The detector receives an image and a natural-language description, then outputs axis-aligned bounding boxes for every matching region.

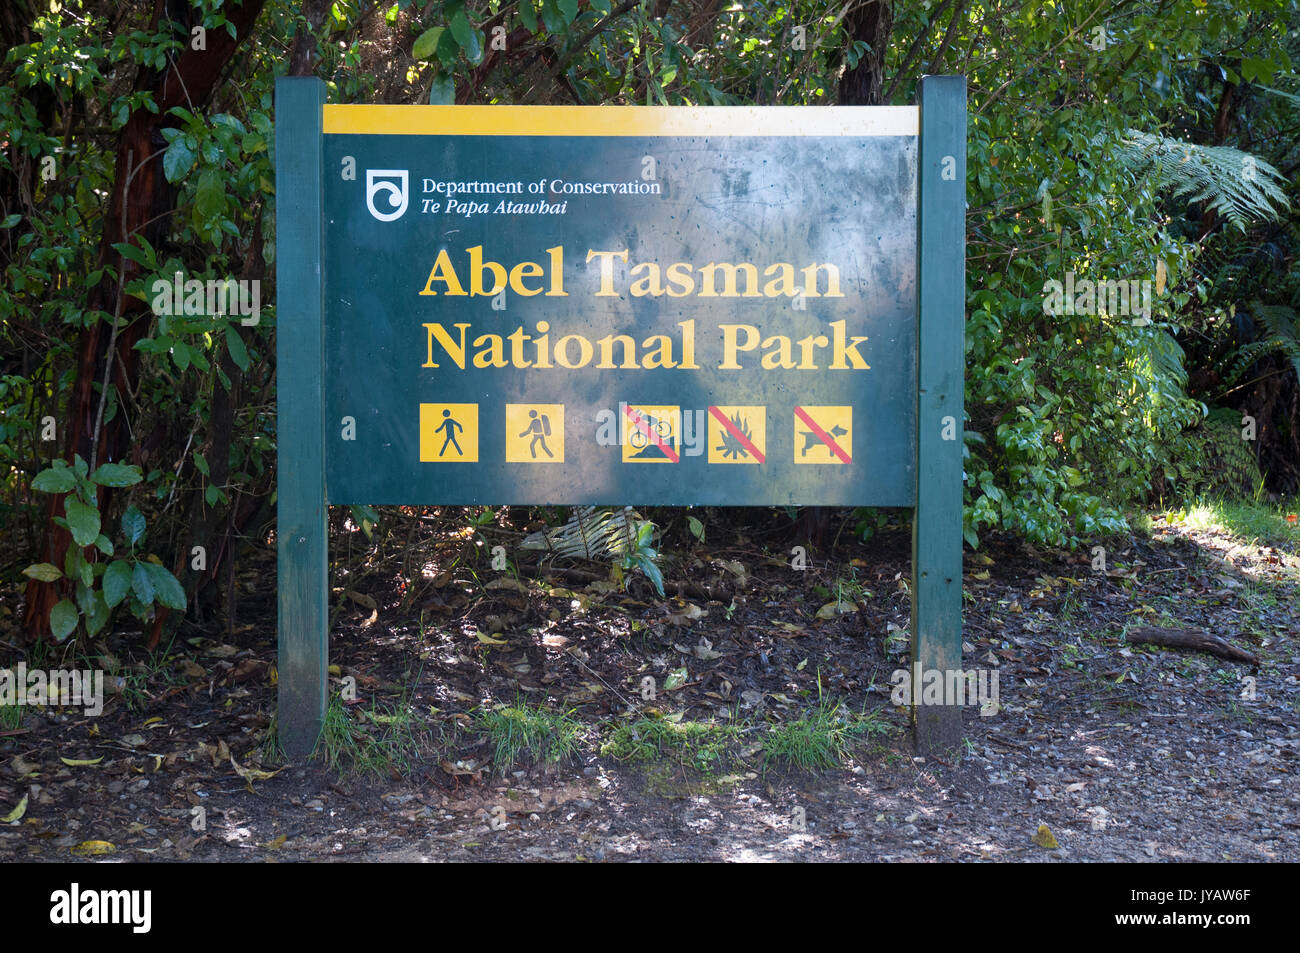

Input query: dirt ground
[1,506,1297,862]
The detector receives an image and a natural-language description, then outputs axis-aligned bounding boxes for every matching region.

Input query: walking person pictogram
[435,408,464,456]
[519,409,554,459]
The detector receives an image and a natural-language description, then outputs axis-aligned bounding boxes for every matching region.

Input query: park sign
[275,77,966,757]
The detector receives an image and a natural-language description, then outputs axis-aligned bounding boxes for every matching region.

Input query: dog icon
[800,424,848,457]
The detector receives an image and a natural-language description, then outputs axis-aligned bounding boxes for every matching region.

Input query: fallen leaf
[1031,824,1059,849]
[667,603,706,626]
[694,637,723,660]
[71,840,115,856]
[230,755,283,786]
[2,795,28,823]
[816,600,857,620]
[59,757,104,767]
[663,667,688,691]
[475,631,508,645]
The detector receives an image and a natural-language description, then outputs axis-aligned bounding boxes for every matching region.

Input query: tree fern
[1110,130,1289,232]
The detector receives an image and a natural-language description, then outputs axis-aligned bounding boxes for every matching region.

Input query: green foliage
[1162,408,1264,500]
[1112,131,1290,233]
[477,701,583,771]
[602,717,738,772]
[1220,303,1300,387]
[22,456,184,641]
[760,694,890,772]
[316,693,425,778]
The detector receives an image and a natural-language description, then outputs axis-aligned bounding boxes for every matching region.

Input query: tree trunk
[838,1,893,106]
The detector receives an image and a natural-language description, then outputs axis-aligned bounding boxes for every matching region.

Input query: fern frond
[519,506,642,560]
[1221,339,1286,386]
[1249,301,1300,382]
[1109,130,1289,231]
[1147,328,1189,390]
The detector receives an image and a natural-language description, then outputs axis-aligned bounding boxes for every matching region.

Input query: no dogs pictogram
[793,406,851,464]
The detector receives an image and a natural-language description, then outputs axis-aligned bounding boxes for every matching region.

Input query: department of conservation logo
[366,169,409,221]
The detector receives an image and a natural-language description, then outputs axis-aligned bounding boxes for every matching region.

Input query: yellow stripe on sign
[322,105,918,138]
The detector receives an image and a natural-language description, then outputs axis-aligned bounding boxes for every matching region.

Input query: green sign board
[322,106,918,506]
[275,78,966,757]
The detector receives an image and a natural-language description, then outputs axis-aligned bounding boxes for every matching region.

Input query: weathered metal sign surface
[320,107,918,506]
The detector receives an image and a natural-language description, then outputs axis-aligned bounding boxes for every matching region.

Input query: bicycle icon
[628,413,672,448]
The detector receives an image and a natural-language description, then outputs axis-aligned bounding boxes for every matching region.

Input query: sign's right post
[912,75,967,754]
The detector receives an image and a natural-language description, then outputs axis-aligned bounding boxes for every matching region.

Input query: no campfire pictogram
[708,406,766,464]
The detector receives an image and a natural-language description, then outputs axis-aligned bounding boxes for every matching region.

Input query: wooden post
[274,77,328,759]
[912,75,967,755]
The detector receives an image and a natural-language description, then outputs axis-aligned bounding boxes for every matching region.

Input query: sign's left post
[274,77,329,758]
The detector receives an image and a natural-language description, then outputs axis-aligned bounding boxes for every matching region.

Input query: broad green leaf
[103,560,132,607]
[75,579,96,615]
[131,561,155,605]
[193,451,210,477]
[557,0,578,23]
[64,498,101,547]
[634,553,664,596]
[50,600,78,641]
[32,466,76,494]
[94,534,114,556]
[412,26,443,61]
[225,325,250,371]
[195,169,225,221]
[429,73,455,105]
[111,241,155,268]
[540,0,565,33]
[22,563,63,582]
[450,12,482,64]
[121,505,146,546]
[518,1,537,32]
[162,139,196,182]
[142,562,186,610]
[89,462,143,487]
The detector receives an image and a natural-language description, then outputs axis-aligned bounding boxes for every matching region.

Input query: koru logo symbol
[366,169,409,221]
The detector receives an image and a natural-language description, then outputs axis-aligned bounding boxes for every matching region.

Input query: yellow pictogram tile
[793,405,851,464]
[420,403,478,462]
[505,404,564,462]
[622,404,680,463]
[707,406,766,464]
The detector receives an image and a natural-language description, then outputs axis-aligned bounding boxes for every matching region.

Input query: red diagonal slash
[624,405,680,462]
[708,406,765,463]
[794,406,851,463]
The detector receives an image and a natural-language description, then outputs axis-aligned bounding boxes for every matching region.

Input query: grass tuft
[761,695,892,772]
[478,702,583,771]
